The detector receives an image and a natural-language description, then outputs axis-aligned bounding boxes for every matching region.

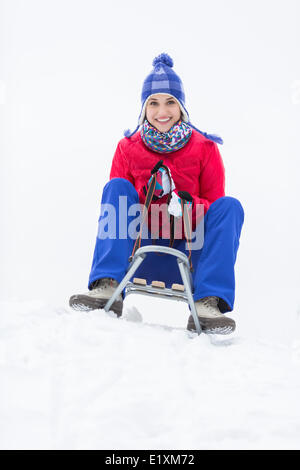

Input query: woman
[69,53,244,335]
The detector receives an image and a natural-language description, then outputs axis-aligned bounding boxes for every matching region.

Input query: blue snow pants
[88,178,244,313]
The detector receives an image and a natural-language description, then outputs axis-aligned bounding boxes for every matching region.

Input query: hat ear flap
[188,123,223,144]
[138,99,148,126]
[124,124,140,138]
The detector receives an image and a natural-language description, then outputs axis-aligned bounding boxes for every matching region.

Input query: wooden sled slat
[171,283,185,292]
[133,278,147,286]
[151,280,166,289]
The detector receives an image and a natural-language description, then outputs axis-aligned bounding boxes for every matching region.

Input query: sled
[104,245,202,335]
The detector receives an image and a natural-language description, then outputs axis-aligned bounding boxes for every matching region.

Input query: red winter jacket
[109,130,225,237]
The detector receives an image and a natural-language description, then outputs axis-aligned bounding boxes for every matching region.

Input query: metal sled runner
[104,245,202,335]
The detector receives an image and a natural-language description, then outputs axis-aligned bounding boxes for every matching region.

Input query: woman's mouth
[156,118,171,123]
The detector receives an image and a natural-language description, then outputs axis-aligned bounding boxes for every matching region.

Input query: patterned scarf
[140,118,192,154]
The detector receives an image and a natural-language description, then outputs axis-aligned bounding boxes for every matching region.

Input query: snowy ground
[1,0,300,453]
[1,297,300,450]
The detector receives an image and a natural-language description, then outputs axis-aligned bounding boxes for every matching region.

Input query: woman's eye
[149,101,175,105]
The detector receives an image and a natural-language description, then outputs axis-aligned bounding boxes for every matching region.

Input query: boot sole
[69,295,123,317]
[187,315,236,335]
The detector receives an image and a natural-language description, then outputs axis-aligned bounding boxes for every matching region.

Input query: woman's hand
[147,165,175,198]
[168,190,193,218]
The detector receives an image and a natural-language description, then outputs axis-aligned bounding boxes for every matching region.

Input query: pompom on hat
[124,53,223,145]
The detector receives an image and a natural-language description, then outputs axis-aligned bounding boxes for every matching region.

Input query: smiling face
[145,94,181,133]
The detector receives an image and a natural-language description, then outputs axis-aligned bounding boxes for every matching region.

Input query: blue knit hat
[138,53,189,125]
[124,53,223,144]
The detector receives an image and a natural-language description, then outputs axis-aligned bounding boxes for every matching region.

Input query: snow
[1,0,300,451]
[1,298,300,450]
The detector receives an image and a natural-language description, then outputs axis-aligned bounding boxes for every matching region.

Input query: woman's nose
[156,105,169,116]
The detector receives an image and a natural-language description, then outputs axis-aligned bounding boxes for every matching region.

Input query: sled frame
[104,245,202,335]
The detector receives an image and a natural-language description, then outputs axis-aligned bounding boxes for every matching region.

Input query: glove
[168,190,193,218]
[146,166,175,199]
